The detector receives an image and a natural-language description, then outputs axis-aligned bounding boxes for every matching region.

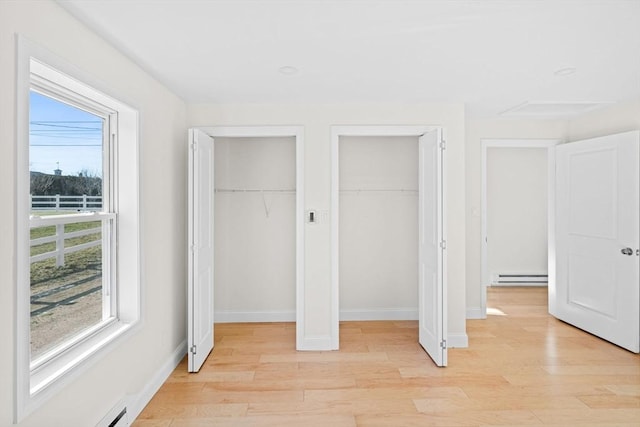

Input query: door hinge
[440,140,446,150]
[191,142,197,151]
[440,240,447,249]
[440,340,447,349]
[190,345,197,354]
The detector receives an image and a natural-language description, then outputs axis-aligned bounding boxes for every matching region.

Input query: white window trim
[15,35,141,422]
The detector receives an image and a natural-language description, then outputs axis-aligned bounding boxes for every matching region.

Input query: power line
[30,134,102,140]
[31,120,101,126]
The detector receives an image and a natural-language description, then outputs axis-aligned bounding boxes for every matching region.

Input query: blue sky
[29,91,103,177]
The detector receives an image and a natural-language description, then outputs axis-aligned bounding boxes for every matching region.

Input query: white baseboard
[447,333,468,348]
[491,282,548,287]
[214,310,295,323]
[297,336,336,351]
[466,307,485,319]
[127,339,187,423]
[339,308,418,321]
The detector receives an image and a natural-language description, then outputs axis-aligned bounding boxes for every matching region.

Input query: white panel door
[418,130,447,366]
[554,131,639,353]
[188,128,215,372]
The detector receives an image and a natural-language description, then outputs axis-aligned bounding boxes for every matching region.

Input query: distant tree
[73,169,102,196]
[30,171,102,196]
[30,172,56,195]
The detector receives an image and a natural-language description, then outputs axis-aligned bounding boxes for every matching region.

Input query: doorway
[338,135,419,321]
[331,126,447,366]
[480,139,560,317]
[214,135,297,322]
[187,126,305,372]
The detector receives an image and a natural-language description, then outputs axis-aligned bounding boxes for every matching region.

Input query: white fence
[31,194,102,211]
[30,218,102,267]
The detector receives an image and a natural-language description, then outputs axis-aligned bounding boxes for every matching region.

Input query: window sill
[30,320,135,398]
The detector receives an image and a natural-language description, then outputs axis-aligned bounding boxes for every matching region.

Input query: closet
[330,126,447,366]
[339,135,419,320]
[214,136,297,321]
[187,127,304,371]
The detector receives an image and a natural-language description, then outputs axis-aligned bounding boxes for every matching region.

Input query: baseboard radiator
[493,273,548,285]
[97,401,129,427]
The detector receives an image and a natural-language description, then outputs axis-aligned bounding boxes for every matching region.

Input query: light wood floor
[134,287,640,426]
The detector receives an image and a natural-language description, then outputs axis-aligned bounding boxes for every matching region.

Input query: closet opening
[187,126,305,371]
[339,135,419,322]
[331,126,447,366]
[214,136,297,323]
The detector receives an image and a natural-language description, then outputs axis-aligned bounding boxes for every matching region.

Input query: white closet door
[187,128,215,372]
[418,130,447,366]
[554,131,639,353]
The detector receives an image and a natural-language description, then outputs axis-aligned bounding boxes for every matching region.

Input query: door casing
[479,139,560,319]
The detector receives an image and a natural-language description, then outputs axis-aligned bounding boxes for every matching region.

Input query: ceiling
[58,0,640,118]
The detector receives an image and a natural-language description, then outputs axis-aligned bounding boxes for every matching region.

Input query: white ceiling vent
[500,101,613,118]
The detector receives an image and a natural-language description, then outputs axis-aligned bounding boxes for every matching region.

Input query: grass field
[29,214,104,358]
[30,220,102,284]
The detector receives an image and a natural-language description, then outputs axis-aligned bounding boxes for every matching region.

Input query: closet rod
[214,189,296,193]
[339,189,418,193]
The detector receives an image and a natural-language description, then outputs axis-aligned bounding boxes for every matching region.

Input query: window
[16,39,140,421]
[29,86,116,363]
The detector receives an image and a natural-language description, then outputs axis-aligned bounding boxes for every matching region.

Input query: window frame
[15,36,141,422]
[28,82,117,369]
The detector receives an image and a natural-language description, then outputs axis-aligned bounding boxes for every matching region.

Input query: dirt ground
[30,268,103,359]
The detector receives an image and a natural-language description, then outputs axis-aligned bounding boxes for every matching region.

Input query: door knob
[621,247,633,256]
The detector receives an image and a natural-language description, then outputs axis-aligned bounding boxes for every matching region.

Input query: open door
[554,131,639,353]
[418,130,447,366]
[187,128,215,372]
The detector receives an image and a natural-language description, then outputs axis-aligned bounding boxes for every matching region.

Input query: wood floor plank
[461,383,618,399]
[203,377,357,391]
[532,408,640,424]
[166,370,255,383]
[132,420,172,427]
[137,402,248,419]
[303,386,467,402]
[356,410,543,426]
[542,364,640,375]
[605,385,640,396]
[167,414,357,427]
[413,395,589,412]
[133,287,640,426]
[247,399,418,416]
[577,394,640,409]
[503,374,640,386]
[259,351,389,363]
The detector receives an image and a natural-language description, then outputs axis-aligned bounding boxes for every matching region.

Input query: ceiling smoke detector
[278,66,299,75]
[554,67,577,76]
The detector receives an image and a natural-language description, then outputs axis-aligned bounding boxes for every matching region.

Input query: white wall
[465,119,567,317]
[339,136,418,319]
[567,100,640,142]
[0,2,187,425]
[188,103,467,345]
[486,147,548,280]
[214,137,296,320]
